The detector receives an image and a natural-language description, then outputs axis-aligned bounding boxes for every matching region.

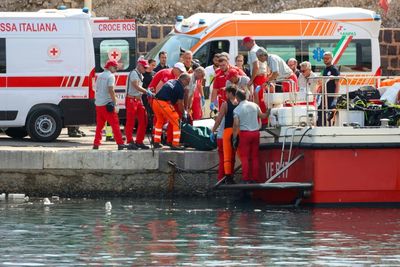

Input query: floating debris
[105,201,112,211]
[8,193,25,199]
[43,198,54,205]
[51,196,60,201]
[0,193,5,200]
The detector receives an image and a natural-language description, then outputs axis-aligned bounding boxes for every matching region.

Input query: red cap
[242,36,254,44]
[104,59,118,69]
[226,68,239,81]
[137,59,149,68]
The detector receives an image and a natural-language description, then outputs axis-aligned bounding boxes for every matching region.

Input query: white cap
[173,62,186,72]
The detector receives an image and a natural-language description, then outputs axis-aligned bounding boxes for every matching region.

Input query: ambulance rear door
[91,19,137,120]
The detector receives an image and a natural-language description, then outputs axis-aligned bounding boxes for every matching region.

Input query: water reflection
[0,198,400,266]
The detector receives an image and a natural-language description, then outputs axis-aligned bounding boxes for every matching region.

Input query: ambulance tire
[4,127,28,139]
[27,107,62,142]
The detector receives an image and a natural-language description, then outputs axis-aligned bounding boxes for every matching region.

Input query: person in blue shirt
[152,73,191,150]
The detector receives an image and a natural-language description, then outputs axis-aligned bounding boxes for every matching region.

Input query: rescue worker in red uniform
[232,90,270,183]
[93,59,125,150]
[187,67,206,120]
[148,62,186,93]
[210,56,245,110]
[125,59,152,150]
[152,73,191,150]
[211,86,238,184]
[242,36,269,125]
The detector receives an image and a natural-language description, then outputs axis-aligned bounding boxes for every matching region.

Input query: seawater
[1,197,400,266]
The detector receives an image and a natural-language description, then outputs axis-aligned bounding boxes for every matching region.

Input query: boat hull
[255,144,400,205]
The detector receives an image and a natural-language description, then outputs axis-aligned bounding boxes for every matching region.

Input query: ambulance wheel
[5,127,28,139]
[27,108,62,142]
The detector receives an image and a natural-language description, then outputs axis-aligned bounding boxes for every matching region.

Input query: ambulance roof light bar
[82,7,89,14]
[199,18,206,25]
[58,5,67,10]
[232,11,252,15]
[176,15,184,22]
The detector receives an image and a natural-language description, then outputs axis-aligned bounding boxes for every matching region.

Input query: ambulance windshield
[146,34,199,66]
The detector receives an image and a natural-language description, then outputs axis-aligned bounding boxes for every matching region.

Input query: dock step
[216,182,313,190]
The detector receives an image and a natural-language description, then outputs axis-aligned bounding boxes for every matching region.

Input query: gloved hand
[210,102,216,111]
[210,100,218,112]
[232,135,239,149]
[201,96,205,107]
[255,85,262,94]
[209,132,216,143]
[146,89,154,97]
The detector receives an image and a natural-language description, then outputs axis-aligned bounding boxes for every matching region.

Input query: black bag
[180,123,217,151]
[349,86,380,101]
[106,102,115,112]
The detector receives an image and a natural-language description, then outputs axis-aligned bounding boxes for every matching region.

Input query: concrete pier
[0,127,221,197]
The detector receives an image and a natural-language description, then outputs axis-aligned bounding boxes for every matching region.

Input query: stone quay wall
[0,150,225,198]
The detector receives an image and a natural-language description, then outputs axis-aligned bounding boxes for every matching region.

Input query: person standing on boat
[298,61,320,104]
[318,51,340,126]
[255,47,298,93]
[211,86,238,184]
[322,51,340,108]
[242,37,268,125]
[232,90,269,183]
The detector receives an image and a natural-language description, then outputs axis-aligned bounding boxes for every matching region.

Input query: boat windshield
[146,34,199,67]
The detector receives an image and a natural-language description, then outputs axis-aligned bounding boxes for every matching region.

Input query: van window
[238,40,301,67]
[93,38,136,73]
[145,34,199,67]
[194,40,230,67]
[238,39,372,73]
[304,39,372,73]
[100,39,130,71]
[0,38,5,73]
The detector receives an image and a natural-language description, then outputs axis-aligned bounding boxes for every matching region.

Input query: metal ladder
[265,126,304,184]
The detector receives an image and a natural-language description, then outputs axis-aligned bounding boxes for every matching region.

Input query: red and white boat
[217,78,400,206]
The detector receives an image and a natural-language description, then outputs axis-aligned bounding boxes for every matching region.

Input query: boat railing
[305,76,350,127]
[265,75,400,129]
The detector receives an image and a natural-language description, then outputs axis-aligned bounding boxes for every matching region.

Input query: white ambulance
[147,7,382,89]
[0,8,137,142]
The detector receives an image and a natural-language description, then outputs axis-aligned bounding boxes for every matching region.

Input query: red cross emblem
[108,48,121,61]
[48,45,60,59]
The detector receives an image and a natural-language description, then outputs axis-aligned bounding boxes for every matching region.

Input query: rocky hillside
[1,0,399,27]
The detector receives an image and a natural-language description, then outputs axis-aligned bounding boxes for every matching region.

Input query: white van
[147,7,381,90]
[0,9,95,141]
[0,8,137,141]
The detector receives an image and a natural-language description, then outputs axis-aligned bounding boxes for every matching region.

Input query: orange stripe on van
[327,22,338,36]
[319,22,330,36]
[190,18,367,51]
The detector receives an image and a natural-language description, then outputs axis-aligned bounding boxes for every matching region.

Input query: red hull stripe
[0,76,90,88]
